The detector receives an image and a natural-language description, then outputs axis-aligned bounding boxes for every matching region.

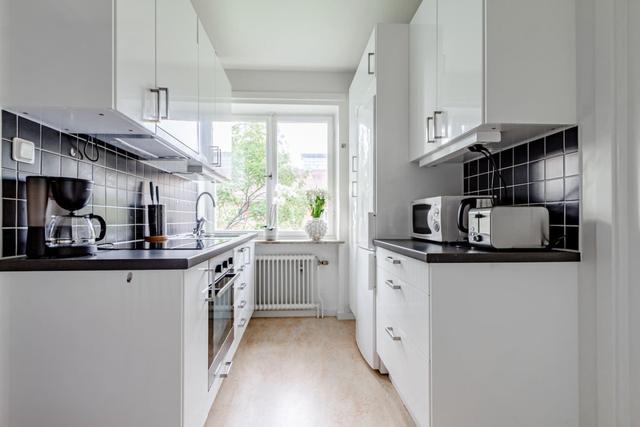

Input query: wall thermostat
[12,137,36,164]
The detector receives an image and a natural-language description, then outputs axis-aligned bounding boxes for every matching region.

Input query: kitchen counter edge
[373,239,581,263]
[0,233,258,272]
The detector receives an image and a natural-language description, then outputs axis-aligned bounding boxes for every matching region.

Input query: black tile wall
[463,126,580,251]
[1,111,199,257]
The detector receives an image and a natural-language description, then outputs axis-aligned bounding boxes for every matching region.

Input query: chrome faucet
[193,192,216,237]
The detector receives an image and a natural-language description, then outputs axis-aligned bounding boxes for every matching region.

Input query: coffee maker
[26,176,106,258]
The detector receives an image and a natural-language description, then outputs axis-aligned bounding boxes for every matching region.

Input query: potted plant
[305,189,328,241]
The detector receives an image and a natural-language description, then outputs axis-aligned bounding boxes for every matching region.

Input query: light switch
[12,137,36,164]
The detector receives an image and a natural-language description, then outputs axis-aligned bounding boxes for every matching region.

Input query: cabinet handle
[367,52,375,75]
[149,88,161,122]
[385,326,401,341]
[218,361,233,378]
[426,116,435,143]
[351,156,358,173]
[385,256,401,265]
[434,111,446,139]
[385,279,401,290]
[238,318,247,328]
[351,181,358,198]
[238,283,247,290]
[158,87,170,119]
[238,300,247,309]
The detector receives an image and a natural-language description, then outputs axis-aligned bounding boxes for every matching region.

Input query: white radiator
[255,255,324,318]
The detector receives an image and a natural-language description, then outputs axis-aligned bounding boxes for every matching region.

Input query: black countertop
[0,233,257,272]
[373,239,581,263]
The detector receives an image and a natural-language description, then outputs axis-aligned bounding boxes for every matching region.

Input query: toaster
[467,206,550,249]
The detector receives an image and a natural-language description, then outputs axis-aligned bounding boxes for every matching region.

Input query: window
[214,113,335,236]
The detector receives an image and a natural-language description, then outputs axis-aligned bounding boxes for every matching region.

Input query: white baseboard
[337,311,355,320]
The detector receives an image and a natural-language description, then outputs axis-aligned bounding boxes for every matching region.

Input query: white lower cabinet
[4,241,256,427]
[375,247,579,427]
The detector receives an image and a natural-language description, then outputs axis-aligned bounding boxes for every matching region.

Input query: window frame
[214,113,337,239]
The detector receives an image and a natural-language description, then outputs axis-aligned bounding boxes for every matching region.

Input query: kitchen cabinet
[375,247,579,427]
[231,241,255,353]
[409,0,576,165]
[3,243,257,427]
[155,0,200,156]
[5,0,232,168]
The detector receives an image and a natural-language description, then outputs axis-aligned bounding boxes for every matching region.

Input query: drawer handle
[385,256,401,265]
[385,279,401,290]
[385,326,401,341]
[238,283,247,290]
[238,300,247,309]
[238,318,247,328]
[218,361,233,378]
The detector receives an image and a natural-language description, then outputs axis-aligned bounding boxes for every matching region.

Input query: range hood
[142,159,228,182]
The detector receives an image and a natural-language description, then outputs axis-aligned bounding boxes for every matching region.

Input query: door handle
[367,52,375,75]
[426,116,435,143]
[149,88,161,122]
[351,156,358,173]
[385,256,401,265]
[238,300,247,309]
[238,318,247,328]
[385,326,401,341]
[434,111,446,139]
[385,279,401,290]
[351,181,358,198]
[158,87,170,119]
[238,283,247,290]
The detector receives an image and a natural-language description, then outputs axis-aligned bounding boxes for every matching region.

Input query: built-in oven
[207,255,238,389]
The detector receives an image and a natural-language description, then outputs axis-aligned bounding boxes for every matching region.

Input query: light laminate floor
[205,317,415,427]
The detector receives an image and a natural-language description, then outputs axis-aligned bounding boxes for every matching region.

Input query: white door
[356,96,376,250]
[436,0,483,143]
[156,0,200,155]
[114,0,156,133]
[355,247,379,369]
[409,0,438,160]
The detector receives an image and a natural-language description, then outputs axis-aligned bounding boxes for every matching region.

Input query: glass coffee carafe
[47,213,106,256]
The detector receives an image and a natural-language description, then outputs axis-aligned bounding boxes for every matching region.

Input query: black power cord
[468,144,509,205]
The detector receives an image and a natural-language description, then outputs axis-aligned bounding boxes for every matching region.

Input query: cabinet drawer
[377,267,430,359]
[377,247,429,292]
[377,305,431,427]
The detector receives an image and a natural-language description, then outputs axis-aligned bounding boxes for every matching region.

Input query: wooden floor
[205,317,415,427]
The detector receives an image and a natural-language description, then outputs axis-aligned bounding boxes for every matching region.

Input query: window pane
[276,121,329,231]
[215,122,267,231]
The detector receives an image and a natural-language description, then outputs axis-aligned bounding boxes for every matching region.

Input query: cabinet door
[350,31,376,106]
[409,0,438,160]
[183,262,210,427]
[436,0,483,143]
[114,0,156,133]
[213,54,233,168]
[198,21,216,164]
[156,0,200,155]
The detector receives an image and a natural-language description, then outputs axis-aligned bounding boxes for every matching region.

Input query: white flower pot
[305,218,327,241]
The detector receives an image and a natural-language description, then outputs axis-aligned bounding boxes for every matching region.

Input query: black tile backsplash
[1,110,199,257]
[463,126,580,251]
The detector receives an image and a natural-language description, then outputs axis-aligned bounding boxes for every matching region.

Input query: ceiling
[192,0,421,72]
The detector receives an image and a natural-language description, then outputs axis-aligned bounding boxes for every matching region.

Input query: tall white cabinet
[409,0,577,165]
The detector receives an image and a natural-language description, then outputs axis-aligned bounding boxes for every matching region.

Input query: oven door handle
[205,272,239,302]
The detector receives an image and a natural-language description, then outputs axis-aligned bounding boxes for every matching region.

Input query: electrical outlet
[12,137,36,164]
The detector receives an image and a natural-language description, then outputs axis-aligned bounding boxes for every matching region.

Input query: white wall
[227,69,353,96]
[577,0,639,425]
[0,0,10,423]
[627,0,640,423]
[255,243,343,317]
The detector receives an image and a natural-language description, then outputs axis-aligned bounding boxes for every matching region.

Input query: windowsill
[255,239,345,244]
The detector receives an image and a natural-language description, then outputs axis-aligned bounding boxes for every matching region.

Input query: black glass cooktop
[98,238,231,251]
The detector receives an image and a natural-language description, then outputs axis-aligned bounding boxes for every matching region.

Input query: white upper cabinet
[408,0,437,160]
[114,0,157,134]
[156,0,200,156]
[409,0,577,165]
[198,21,217,165]
[5,0,232,168]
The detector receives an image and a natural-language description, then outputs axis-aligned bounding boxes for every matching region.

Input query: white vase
[305,218,327,241]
